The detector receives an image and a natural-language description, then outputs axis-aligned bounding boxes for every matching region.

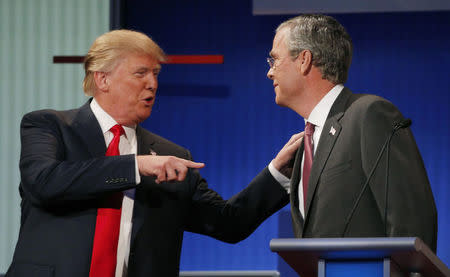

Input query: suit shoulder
[347,93,401,119]
[22,107,79,125]
[349,93,393,109]
[345,95,406,143]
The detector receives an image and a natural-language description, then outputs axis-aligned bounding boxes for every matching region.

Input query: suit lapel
[130,125,157,245]
[135,125,157,156]
[290,143,305,237]
[304,119,342,216]
[303,88,352,229]
[71,100,106,157]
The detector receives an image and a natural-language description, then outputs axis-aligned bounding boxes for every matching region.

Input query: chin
[133,110,151,124]
[275,96,287,107]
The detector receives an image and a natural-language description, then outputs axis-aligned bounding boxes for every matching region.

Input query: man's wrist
[134,155,141,184]
[268,161,290,193]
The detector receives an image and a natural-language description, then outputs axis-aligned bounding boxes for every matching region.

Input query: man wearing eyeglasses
[266,14,437,251]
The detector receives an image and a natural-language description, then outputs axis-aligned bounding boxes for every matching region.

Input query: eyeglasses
[267,57,276,69]
[267,53,303,69]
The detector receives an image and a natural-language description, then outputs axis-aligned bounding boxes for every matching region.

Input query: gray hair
[276,14,353,84]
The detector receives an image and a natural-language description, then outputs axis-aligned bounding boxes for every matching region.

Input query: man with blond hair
[7,30,299,277]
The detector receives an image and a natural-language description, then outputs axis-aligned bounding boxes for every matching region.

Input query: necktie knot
[110,124,125,137]
[305,122,315,136]
[105,125,125,157]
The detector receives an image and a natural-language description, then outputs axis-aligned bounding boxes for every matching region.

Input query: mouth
[142,96,154,105]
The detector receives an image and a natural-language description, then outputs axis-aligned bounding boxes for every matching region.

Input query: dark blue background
[125,0,450,271]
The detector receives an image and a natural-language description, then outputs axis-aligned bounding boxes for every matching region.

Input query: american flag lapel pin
[330,126,336,136]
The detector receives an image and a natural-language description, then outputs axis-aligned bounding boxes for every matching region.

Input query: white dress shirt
[269,84,344,218]
[90,98,140,277]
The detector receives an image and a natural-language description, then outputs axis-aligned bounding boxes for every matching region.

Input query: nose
[267,67,274,80]
[146,74,158,92]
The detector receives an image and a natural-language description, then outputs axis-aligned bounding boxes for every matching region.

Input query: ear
[298,50,313,75]
[93,71,110,93]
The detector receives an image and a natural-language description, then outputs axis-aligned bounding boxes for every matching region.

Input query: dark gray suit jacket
[289,88,437,252]
[7,100,289,277]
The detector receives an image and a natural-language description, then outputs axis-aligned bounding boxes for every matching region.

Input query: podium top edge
[270,237,420,252]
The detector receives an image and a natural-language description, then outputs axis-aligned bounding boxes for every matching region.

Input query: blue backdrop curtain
[124,0,450,271]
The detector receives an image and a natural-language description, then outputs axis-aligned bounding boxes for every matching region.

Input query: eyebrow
[269,51,276,58]
[153,66,161,74]
[134,65,161,72]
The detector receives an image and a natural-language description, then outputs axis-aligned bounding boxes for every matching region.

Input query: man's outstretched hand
[272,132,304,178]
[137,155,205,183]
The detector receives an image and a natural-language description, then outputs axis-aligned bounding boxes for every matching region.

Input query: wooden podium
[270,237,449,277]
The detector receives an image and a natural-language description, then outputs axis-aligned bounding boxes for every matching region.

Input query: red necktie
[89,124,125,277]
[302,122,315,211]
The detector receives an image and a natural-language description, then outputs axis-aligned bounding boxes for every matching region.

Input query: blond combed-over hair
[83,29,166,96]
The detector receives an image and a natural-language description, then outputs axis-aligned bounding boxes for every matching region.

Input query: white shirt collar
[90,98,136,141]
[306,84,344,127]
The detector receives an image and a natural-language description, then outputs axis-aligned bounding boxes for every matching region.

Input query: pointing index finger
[182,160,205,169]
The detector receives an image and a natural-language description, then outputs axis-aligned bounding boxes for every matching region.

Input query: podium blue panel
[322,260,383,277]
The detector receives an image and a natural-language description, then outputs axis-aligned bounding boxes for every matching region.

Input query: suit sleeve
[19,111,136,207]
[361,99,437,251]
[184,167,290,243]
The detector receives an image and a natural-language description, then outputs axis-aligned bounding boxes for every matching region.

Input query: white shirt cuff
[134,155,141,184]
[268,161,290,194]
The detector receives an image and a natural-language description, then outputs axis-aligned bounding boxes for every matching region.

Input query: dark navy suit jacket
[7,100,289,277]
